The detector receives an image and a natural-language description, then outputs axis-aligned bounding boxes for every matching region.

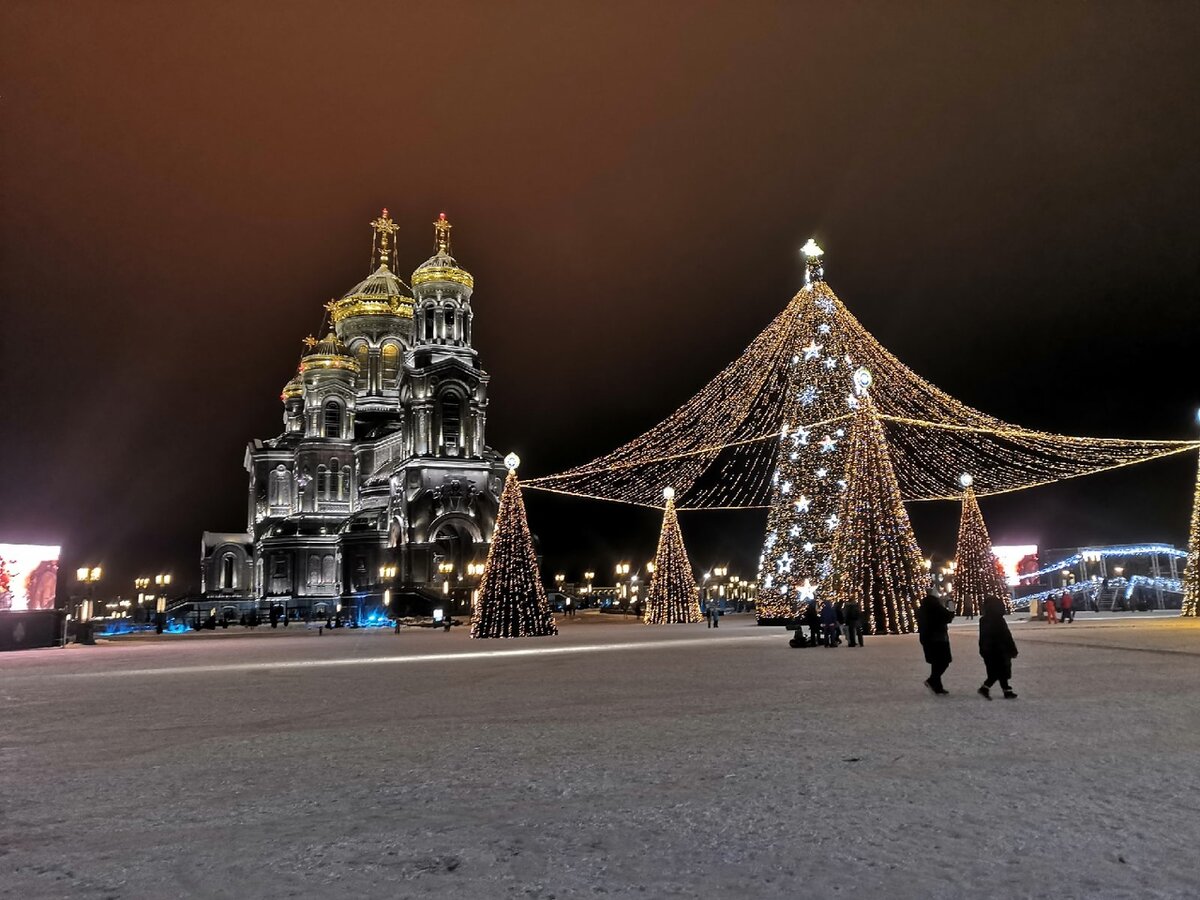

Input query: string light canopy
[643,487,704,625]
[470,454,558,639]
[524,240,1200,619]
[1182,453,1200,617]
[524,243,1198,511]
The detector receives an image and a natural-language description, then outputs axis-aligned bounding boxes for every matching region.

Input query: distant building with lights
[199,210,507,621]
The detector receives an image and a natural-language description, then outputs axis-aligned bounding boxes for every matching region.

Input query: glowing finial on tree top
[960,472,974,488]
[663,486,676,501]
[802,238,825,285]
[505,452,521,472]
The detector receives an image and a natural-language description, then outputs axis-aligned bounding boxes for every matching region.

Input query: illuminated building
[200,210,507,620]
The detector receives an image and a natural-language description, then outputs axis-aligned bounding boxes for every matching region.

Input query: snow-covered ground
[1,613,1198,898]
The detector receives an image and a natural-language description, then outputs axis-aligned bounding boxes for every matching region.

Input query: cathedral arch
[351,341,370,392]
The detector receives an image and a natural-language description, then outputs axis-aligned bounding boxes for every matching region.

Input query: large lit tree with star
[644,487,704,624]
[471,454,559,639]
[756,240,855,621]
[953,474,1012,616]
[827,380,927,634]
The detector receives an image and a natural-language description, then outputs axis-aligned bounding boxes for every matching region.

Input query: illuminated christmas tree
[1182,452,1200,617]
[471,454,558,639]
[827,373,927,634]
[644,487,704,624]
[953,474,1012,616]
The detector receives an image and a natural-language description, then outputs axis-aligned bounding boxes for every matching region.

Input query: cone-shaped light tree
[1182,451,1200,617]
[827,369,928,634]
[470,453,559,639]
[953,473,1013,615]
[643,487,704,624]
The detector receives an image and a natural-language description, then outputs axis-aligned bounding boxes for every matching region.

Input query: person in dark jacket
[977,595,1018,699]
[804,601,822,647]
[820,601,840,647]
[843,599,863,647]
[916,590,955,694]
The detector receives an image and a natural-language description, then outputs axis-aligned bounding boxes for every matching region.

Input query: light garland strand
[643,490,704,624]
[953,484,1013,616]
[470,470,559,639]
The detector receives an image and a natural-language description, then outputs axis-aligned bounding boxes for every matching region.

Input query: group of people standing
[1043,590,1076,624]
[917,590,1018,699]
[787,599,865,648]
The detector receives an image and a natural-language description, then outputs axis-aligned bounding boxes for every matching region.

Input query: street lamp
[76,566,102,644]
[584,571,595,596]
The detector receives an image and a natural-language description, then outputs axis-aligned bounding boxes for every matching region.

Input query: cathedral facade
[200,210,507,621]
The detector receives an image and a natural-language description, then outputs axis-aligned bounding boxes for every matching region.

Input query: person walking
[1045,596,1059,624]
[843,598,863,647]
[1060,591,1074,624]
[916,589,955,694]
[977,595,1019,699]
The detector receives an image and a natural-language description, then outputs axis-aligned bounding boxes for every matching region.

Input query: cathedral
[200,210,508,622]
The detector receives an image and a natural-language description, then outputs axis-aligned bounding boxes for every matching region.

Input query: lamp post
[584,570,595,605]
[76,566,102,644]
[152,573,172,633]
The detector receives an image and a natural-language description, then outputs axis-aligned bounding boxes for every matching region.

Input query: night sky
[3,2,1199,595]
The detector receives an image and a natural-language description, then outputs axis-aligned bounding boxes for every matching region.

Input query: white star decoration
[819,435,837,453]
[824,356,837,370]
[781,480,792,494]
[816,468,828,479]
[825,513,839,530]
[847,394,859,409]
[837,479,848,491]
[793,427,810,446]
[802,341,823,361]
[803,542,815,552]
[816,296,836,313]
[797,578,817,601]
[798,385,819,407]
[818,323,832,335]
[795,495,811,512]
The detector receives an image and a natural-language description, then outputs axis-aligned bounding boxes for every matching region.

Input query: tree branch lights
[644,488,704,625]
[827,394,927,634]
[470,467,558,639]
[954,482,1012,616]
[1182,452,1200,617]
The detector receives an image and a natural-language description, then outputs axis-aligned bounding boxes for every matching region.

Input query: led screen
[0,544,61,611]
[991,544,1040,586]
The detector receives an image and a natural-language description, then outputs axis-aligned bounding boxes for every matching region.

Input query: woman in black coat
[977,595,1018,699]
[916,591,955,694]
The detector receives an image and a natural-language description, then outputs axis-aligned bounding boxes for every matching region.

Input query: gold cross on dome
[433,212,452,255]
[371,208,399,268]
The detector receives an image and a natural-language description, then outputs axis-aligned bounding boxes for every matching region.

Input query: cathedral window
[220,553,236,590]
[341,466,352,500]
[381,342,401,388]
[353,343,370,392]
[424,306,435,342]
[323,401,342,438]
[307,555,321,586]
[322,554,336,585]
[316,465,329,499]
[441,394,463,453]
[269,466,290,509]
[444,308,455,340]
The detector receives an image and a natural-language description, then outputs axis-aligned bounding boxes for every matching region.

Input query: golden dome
[411,213,474,290]
[327,265,415,323]
[280,369,304,401]
[299,332,359,374]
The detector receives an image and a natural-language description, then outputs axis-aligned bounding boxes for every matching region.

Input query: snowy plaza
[2,613,1198,899]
